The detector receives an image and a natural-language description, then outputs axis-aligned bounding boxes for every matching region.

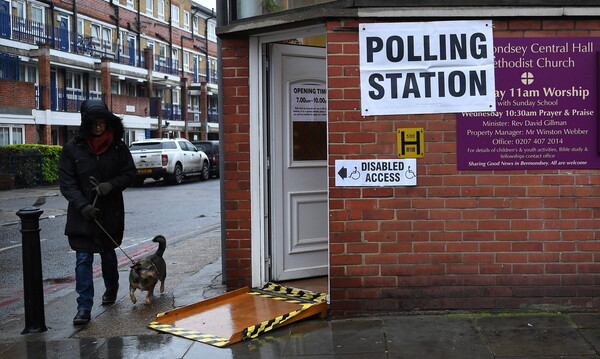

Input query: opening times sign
[457,37,600,170]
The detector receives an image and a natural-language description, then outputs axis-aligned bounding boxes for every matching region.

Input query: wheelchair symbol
[405,166,416,179]
[349,167,360,180]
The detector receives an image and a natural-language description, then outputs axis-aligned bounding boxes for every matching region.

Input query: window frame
[146,0,154,16]
[171,4,179,27]
[0,125,25,145]
[158,0,165,20]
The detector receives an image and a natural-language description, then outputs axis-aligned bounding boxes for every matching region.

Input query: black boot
[73,310,91,325]
[102,287,118,305]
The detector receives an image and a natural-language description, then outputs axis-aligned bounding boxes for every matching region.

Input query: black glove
[80,204,100,221]
[89,176,113,196]
[95,182,113,196]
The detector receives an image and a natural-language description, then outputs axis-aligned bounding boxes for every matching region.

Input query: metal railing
[0,16,178,74]
[0,52,19,80]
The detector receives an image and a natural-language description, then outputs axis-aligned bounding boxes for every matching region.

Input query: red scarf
[87,130,114,155]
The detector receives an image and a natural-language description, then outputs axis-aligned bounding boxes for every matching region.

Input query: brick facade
[221,38,252,288]
[0,79,36,109]
[222,17,600,317]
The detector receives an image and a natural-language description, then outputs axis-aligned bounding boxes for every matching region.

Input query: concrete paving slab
[182,328,292,359]
[87,335,193,358]
[478,315,596,357]
[285,318,388,356]
[383,315,494,359]
[570,313,600,329]
[0,337,107,358]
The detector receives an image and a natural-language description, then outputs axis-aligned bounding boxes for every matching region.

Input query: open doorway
[251,27,329,294]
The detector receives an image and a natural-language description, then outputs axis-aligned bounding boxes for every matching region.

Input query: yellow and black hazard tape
[260,282,328,303]
[148,321,230,347]
[242,303,314,340]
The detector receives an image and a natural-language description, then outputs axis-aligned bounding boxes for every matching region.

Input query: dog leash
[93,217,136,265]
[89,177,136,265]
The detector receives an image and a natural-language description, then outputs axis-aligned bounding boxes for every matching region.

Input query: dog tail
[152,235,166,257]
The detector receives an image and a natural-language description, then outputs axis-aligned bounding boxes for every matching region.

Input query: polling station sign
[335,159,417,187]
[359,20,496,116]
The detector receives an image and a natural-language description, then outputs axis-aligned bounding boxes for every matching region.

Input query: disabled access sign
[335,159,417,187]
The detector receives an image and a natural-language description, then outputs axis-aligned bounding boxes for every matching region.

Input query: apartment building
[0,0,218,146]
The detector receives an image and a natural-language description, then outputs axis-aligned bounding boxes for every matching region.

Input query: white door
[270,43,328,281]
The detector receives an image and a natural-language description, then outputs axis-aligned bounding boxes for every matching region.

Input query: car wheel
[200,162,209,181]
[169,164,184,185]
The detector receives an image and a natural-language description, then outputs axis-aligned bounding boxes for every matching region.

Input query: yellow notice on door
[397,128,424,158]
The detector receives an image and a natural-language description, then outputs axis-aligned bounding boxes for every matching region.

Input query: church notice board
[457,37,600,170]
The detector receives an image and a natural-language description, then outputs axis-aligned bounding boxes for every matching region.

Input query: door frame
[249,24,327,288]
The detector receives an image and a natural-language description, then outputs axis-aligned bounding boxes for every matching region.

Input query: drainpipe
[73,1,78,51]
[204,9,215,82]
[168,1,173,73]
[109,1,120,62]
[203,9,216,138]
[137,0,142,65]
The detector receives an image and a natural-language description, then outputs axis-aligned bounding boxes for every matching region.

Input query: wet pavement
[2,187,600,358]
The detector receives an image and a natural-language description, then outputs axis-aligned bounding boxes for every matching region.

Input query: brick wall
[221,18,600,317]
[0,79,35,108]
[109,94,150,117]
[327,18,600,317]
[221,38,252,288]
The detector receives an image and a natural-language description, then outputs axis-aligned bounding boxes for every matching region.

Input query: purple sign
[457,37,600,170]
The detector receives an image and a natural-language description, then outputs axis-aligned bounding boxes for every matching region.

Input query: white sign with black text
[359,20,496,116]
[290,83,327,122]
[335,159,417,187]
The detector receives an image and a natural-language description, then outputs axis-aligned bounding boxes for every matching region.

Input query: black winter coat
[58,100,136,253]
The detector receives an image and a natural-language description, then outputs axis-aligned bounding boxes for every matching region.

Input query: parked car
[192,140,220,178]
[129,138,209,186]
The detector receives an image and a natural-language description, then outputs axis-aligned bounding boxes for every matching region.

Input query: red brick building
[0,0,218,146]
[217,0,600,317]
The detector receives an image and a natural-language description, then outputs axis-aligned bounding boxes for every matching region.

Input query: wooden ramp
[148,282,328,347]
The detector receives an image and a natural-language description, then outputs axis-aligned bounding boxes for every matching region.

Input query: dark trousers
[75,250,119,311]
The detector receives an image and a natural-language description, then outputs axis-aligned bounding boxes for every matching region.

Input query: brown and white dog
[129,235,167,304]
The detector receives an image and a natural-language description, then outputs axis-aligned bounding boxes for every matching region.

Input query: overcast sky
[196,0,216,10]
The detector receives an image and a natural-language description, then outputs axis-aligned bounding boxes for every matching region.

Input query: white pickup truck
[129,138,209,186]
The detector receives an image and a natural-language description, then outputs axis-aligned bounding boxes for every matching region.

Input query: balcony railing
[0,16,182,74]
[0,53,19,80]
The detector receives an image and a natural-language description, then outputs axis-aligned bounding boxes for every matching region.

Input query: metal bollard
[17,205,48,334]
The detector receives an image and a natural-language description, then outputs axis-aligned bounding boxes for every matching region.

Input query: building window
[172,89,180,105]
[158,0,165,20]
[124,82,137,96]
[111,80,120,94]
[19,65,37,83]
[171,5,179,27]
[13,1,25,19]
[0,126,24,145]
[77,19,84,36]
[90,77,101,98]
[31,5,44,23]
[192,15,199,33]
[183,51,189,71]
[146,0,154,16]
[189,95,199,111]
[66,72,83,99]
[183,10,190,30]
[172,48,179,66]
[102,27,112,48]
[127,0,134,8]
[207,20,216,42]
